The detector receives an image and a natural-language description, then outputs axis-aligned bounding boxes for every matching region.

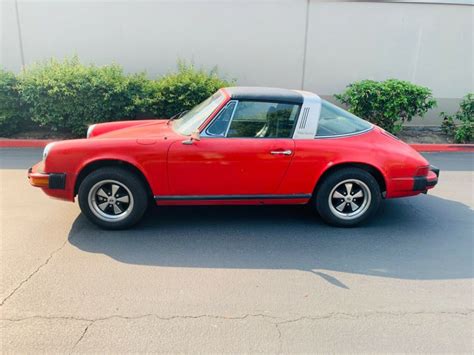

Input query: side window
[205,101,237,136]
[227,101,299,138]
[316,100,372,137]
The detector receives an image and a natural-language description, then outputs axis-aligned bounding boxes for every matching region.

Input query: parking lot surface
[1,149,473,352]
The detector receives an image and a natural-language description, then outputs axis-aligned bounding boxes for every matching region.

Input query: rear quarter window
[316,100,372,137]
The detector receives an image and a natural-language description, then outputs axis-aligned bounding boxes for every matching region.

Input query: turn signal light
[29,174,49,187]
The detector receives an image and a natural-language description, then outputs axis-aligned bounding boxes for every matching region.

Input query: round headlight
[87,124,96,138]
[43,142,56,161]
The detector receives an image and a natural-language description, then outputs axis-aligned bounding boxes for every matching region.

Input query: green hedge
[18,58,150,136]
[0,69,31,136]
[0,57,233,137]
[0,61,448,139]
[441,93,473,143]
[335,79,437,134]
[148,62,235,118]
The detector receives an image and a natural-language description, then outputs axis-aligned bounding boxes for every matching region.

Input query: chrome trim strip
[155,194,312,201]
[224,100,239,137]
[202,100,238,138]
[315,126,374,139]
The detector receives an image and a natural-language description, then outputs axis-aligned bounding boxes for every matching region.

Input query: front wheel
[78,167,149,229]
[314,168,381,227]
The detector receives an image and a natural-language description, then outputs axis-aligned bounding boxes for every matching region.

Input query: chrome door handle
[270,150,292,156]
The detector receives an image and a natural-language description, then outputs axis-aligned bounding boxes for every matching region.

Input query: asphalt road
[1,149,473,353]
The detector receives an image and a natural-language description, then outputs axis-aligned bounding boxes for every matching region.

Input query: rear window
[316,100,372,137]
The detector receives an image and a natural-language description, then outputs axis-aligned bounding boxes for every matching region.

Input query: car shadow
[68,194,473,285]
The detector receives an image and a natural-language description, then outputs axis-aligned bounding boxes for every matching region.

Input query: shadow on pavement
[68,193,473,283]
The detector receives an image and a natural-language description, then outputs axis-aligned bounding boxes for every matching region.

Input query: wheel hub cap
[328,179,372,220]
[88,179,134,222]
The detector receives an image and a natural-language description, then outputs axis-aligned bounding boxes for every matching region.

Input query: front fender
[74,154,150,184]
[88,120,161,138]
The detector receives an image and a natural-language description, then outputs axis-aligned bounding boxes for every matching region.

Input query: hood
[93,120,177,139]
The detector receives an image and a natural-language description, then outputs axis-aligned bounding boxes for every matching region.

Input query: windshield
[173,91,225,135]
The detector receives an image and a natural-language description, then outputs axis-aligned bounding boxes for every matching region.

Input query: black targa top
[223,87,304,105]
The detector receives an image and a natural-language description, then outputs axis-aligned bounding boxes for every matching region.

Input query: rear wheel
[78,167,148,229]
[314,168,381,227]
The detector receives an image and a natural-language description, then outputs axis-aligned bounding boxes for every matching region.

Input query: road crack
[274,323,283,353]
[1,313,280,323]
[71,321,93,351]
[4,310,469,352]
[2,309,472,324]
[274,309,474,326]
[0,239,68,307]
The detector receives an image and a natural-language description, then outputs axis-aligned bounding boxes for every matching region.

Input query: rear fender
[315,161,388,196]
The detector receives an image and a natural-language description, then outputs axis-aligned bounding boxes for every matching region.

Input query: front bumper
[413,165,439,191]
[28,163,66,189]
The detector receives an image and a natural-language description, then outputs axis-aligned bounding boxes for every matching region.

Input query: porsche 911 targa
[28,87,439,229]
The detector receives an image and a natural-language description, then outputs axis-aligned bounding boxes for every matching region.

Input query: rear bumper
[387,165,440,198]
[28,163,66,189]
[413,165,439,192]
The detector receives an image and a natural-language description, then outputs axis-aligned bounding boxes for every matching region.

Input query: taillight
[415,166,429,176]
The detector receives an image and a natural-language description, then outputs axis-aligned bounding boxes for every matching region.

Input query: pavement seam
[0,239,68,307]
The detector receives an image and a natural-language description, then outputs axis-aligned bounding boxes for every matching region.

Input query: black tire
[78,167,149,229]
[313,168,381,227]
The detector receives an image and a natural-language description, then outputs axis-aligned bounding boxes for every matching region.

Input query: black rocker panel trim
[155,194,312,201]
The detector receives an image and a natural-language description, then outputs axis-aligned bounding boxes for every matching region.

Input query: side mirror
[191,130,201,141]
[182,129,201,145]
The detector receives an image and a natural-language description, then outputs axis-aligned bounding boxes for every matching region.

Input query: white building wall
[305,1,473,124]
[1,0,473,125]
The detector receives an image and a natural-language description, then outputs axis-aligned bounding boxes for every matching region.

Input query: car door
[166,100,300,197]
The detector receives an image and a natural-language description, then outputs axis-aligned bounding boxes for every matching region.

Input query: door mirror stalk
[182,130,201,145]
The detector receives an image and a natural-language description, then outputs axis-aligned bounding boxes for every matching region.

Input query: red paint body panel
[29,97,435,205]
[276,127,430,199]
[167,138,295,195]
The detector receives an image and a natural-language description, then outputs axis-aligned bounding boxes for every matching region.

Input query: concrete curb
[0,139,473,152]
[409,144,474,152]
[0,139,54,148]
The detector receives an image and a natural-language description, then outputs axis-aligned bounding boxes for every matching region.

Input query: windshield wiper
[167,110,189,125]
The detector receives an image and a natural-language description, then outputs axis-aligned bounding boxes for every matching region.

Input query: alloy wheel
[328,179,371,220]
[88,179,134,222]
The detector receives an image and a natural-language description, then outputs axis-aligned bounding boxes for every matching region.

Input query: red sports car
[28,87,439,229]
